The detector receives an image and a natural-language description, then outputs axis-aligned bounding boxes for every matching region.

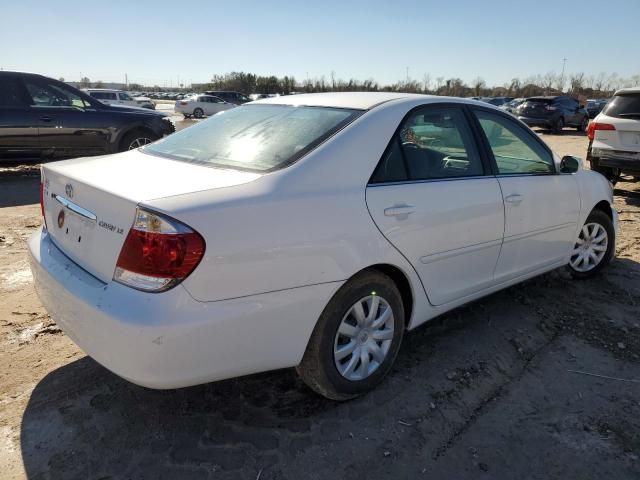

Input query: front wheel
[567,210,615,278]
[119,130,159,152]
[193,108,204,119]
[296,271,405,400]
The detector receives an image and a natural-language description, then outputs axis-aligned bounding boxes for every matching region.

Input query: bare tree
[569,72,585,94]
[542,71,558,93]
[471,76,486,96]
[422,73,432,93]
[593,72,607,93]
[435,76,445,93]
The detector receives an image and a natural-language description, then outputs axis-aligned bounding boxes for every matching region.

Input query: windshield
[144,104,361,172]
[603,94,640,118]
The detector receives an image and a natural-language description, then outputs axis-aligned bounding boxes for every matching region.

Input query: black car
[0,72,175,161]
[204,91,250,104]
[515,95,589,134]
[585,99,608,119]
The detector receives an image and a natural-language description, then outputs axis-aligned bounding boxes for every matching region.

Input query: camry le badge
[65,183,74,198]
[57,210,65,228]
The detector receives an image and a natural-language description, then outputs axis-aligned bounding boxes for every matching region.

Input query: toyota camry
[29,92,618,400]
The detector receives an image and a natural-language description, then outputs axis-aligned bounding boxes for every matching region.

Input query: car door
[0,75,41,160]
[23,77,110,159]
[209,96,228,114]
[117,92,137,107]
[471,108,580,281]
[366,104,505,306]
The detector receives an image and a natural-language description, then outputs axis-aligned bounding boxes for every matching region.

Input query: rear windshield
[144,104,361,172]
[603,94,640,118]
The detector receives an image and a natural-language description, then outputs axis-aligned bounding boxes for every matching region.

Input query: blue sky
[1,0,638,87]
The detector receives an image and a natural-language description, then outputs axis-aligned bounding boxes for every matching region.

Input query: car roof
[84,88,121,92]
[614,87,640,95]
[250,92,484,110]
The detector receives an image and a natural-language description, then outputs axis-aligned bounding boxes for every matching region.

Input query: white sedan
[175,94,235,118]
[30,93,617,400]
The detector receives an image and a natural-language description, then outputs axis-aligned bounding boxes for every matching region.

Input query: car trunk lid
[42,149,261,283]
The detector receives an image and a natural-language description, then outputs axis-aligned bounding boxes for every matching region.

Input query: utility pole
[125,73,128,88]
[560,58,567,92]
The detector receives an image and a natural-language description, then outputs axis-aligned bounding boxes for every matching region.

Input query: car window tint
[370,137,408,183]
[25,80,90,109]
[475,110,554,175]
[0,77,27,107]
[603,93,640,118]
[119,92,132,101]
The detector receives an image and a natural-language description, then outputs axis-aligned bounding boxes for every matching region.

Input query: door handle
[505,194,523,204]
[39,115,53,122]
[384,204,415,217]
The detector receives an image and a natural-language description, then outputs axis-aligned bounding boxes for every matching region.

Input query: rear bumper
[591,146,640,173]
[517,116,553,128]
[28,227,340,389]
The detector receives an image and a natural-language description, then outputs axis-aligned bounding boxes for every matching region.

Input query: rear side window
[474,110,554,175]
[371,106,483,183]
[603,94,640,119]
[144,104,361,172]
[0,77,27,107]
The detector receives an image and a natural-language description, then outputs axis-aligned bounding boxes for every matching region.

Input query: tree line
[83,70,640,99]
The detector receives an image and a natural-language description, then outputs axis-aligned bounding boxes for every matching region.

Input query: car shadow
[534,128,587,137]
[0,175,40,208]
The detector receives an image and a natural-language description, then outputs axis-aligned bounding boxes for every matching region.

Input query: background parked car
[0,71,175,160]
[587,87,640,183]
[515,95,589,134]
[84,88,155,110]
[174,94,236,118]
[499,97,526,114]
[586,99,609,119]
[480,96,514,106]
[204,91,251,104]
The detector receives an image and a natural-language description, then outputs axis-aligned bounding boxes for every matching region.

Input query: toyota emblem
[57,210,65,228]
[65,183,74,198]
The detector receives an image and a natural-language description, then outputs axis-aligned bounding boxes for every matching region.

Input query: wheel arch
[347,263,415,328]
[592,199,613,220]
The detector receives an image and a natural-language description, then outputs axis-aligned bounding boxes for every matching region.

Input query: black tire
[554,117,565,134]
[183,114,191,119]
[577,116,588,132]
[193,108,204,118]
[296,270,405,401]
[119,129,160,152]
[567,209,615,279]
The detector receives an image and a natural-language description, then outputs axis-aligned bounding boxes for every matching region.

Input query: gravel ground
[0,124,639,480]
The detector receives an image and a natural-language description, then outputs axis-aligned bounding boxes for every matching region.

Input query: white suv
[83,88,155,110]
[587,87,640,183]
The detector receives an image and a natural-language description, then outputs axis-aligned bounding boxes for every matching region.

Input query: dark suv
[204,91,250,105]
[0,72,175,161]
[515,96,589,134]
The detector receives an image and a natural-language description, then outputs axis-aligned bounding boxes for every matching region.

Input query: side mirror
[560,155,580,174]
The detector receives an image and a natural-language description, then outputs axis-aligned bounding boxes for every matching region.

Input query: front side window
[475,110,554,175]
[119,92,133,101]
[144,104,360,172]
[371,106,483,183]
[24,80,91,109]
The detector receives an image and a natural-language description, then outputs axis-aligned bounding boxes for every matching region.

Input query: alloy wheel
[333,295,394,381]
[128,137,153,149]
[570,222,608,272]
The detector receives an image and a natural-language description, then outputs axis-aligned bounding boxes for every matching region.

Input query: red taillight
[180,101,188,105]
[114,209,205,292]
[587,121,615,140]
[39,181,44,217]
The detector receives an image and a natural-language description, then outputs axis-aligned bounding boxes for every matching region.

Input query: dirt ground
[1,124,639,480]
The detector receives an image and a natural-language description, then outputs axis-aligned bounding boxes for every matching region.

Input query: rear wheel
[193,108,204,119]
[296,270,405,400]
[567,210,615,278]
[554,117,565,134]
[577,116,588,132]
[119,130,159,152]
